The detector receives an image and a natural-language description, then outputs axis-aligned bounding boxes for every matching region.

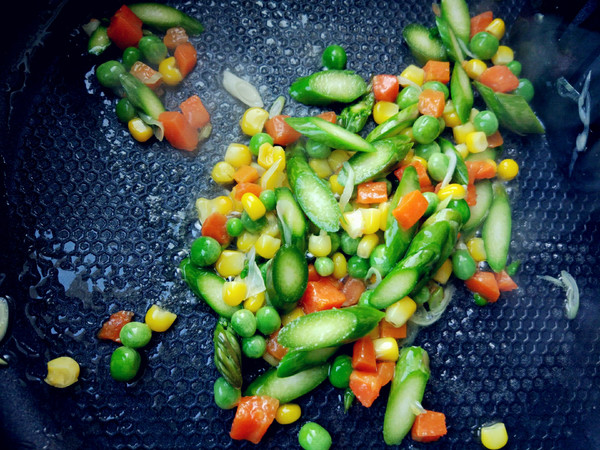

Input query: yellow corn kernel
[357,233,379,259]
[45,356,80,388]
[453,122,476,144]
[212,196,234,215]
[241,192,266,221]
[224,143,252,168]
[230,193,244,213]
[455,143,469,160]
[329,174,345,196]
[437,183,466,201]
[399,65,424,86]
[463,59,487,80]
[341,210,364,239]
[195,197,213,223]
[211,161,235,184]
[328,149,351,172]
[411,156,428,171]
[244,292,266,313]
[373,337,400,361]
[361,208,381,235]
[480,422,508,450]
[128,117,153,142]
[309,158,333,178]
[432,258,453,284]
[492,46,514,66]
[308,234,332,257]
[486,18,506,40]
[443,110,462,128]
[263,352,279,367]
[240,107,269,136]
[373,101,399,124]
[466,131,489,153]
[276,403,302,425]
[236,231,259,253]
[378,202,389,231]
[282,307,305,326]
[222,281,247,306]
[497,158,519,180]
[215,250,245,277]
[263,213,281,238]
[385,296,417,327]
[485,158,498,173]
[332,252,348,279]
[158,56,183,86]
[467,237,487,262]
[469,108,480,123]
[400,148,415,166]
[145,305,177,332]
[400,127,414,140]
[258,143,285,170]
[255,234,281,259]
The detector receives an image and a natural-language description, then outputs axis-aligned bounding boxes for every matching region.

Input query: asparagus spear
[213,318,243,389]
[337,91,375,133]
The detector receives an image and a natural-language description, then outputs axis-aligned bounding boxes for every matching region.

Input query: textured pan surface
[0,0,599,448]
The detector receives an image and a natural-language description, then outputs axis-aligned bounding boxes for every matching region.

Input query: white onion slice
[441,147,457,189]
[339,162,355,214]
[409,284,455,327]
[223,69,264,107]
[245,248,266,298]
[82,19,100,36]
[365,267,383,289]
[268,95,285,118]
[411,400,427,415]
[397,76,423,91]
[538,271,580,319]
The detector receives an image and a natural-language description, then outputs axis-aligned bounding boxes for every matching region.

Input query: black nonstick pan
[1,0,599,448]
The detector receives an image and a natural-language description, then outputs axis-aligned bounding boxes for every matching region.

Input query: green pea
[422,81,449,100]
[315,257,334,277]
[329,355,353,388]
[190,236,222,267]
[514,78,534,102]
[396,85,421,109]
[119,322,152,348]
[506,60,522,77]
[122,46,141,70]
[322,45,347,70]
[249,133,273,156]
[340,232,360,255]
[447,198,471,224]
[469,32,499,60]
[412,114,441,144]
[226,218,244,237]
[299,422,332,450]
[328,232,341,254]
[473,293,488,306]
[473,110,499,136]
[259,190,277,211]
[96,60,126,88]
[138,35,168,65]
[241,211,267,233]
[305,139,332,159]
[452,249,477,280]
[213,376,241,409]
[413,285,430,305]
[347,255,369,279]
[242,335,266,359]
[422,191,439,217]
[414,141,441,161]
[110,346,141,381]
[231,309,257,338]
[427,152,450,181]
[358,289,374,307]
[256,306,281,335]
[115,98,137,123]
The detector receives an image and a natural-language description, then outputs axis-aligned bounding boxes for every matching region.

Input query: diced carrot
[163,26,188,50]
[201,212,230,245]
[349,370,382,407]
[479,65,520,93]
[106,6,143,50]
[466,160,497,183]
[265,330,288,360]
[97,310,134,343]
[470,11,494,39]
[130,61,163,90]
[466,183,477,206]
[180,95,210,129]
[324,275,343,290]
[316,111,337,123]
[376,361,396,387]
[392,190,429,230]
[411,410,448,443]
[352,337,377,372]
[465,271,500,302]
[418,89,446,118]
[495,270,518,292]
[394,161,433,192]
[264,115,301,146]
[174,42,197,78]
[300,279,347,314]
[233,182,262,200]
[233,165,259,184]
[307,264,320,282]
[486,130,504,148]
[341,277,366,307]
[380,319,407,339]
[423,61,450,84]
[230,396,279,444]
[373,74,400,102]
[158,111,199,151]
[357,182,388,204]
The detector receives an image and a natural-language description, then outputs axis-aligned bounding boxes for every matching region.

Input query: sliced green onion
[223,69,264,108]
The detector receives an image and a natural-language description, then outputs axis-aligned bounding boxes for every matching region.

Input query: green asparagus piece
[213,318,243,389]
[128,3,204,34]
[88,26,110,56]
[344,387,355,412]
[338,92,375,133]
[450,63,473,124]
[285,117,376,153]
[366,103,419,142]
[119,73,165,120]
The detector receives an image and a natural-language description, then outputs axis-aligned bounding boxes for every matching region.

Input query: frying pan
[1,0,599,448]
